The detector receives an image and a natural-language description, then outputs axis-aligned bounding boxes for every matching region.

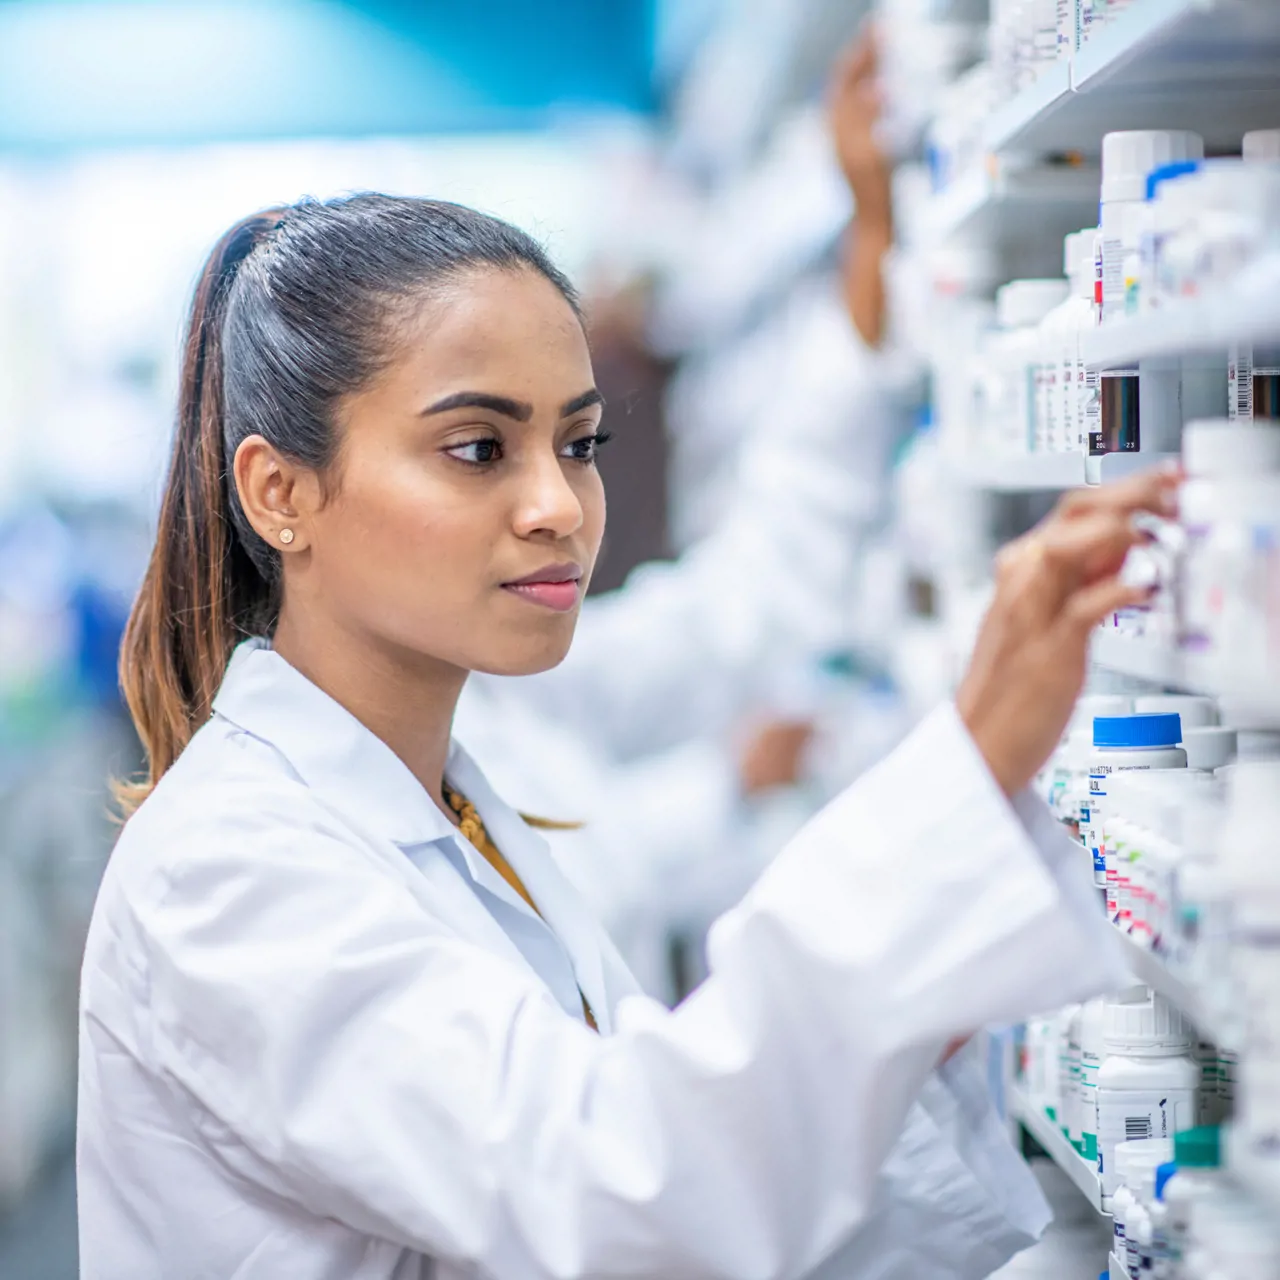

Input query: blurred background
[4,0,1280,1275]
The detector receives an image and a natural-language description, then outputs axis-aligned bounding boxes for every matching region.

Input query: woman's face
[290,267,606,677]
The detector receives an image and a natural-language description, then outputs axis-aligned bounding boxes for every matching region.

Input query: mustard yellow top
[444,784,598,1032]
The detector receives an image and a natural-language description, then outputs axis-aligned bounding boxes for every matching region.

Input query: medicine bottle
[1096,987,1198,1198]
[1093,131,1203,483]
[990,278,1069,453]
[1160,1126,1223,1273]
[1088,714,1186,922]
[1037,228,1096,452]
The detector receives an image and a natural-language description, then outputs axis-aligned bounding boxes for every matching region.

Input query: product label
[1098,1087,1196,1191]
[1230,343,1254,420]
[1080,1048,1101,1160]
[1101,235,1125,322]
[1253,343,1280,420]
[1091,368,1140,456]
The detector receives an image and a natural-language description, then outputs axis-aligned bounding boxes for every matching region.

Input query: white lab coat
[78,640,1127,1279]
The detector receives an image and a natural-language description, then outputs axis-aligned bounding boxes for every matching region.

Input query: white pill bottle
[1086,712,1187,920]
[1097,986,1199,1202]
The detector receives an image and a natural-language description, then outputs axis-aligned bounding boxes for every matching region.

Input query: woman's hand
[957,467,1181,797]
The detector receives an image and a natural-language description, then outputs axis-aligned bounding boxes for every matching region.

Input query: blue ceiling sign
[0,0,656,148]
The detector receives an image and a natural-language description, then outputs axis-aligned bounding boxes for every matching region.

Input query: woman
[79,195,1168,1279]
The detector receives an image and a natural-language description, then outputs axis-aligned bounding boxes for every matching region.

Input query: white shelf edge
[1011,1085,1109,1215]
[1090,633,1280,716]
[1082,260,1280,369]
[983,60,1073,154]
[955,451,1085,490]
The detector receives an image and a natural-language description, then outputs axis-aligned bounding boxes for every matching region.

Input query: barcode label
[1231,344,1254,420]
[1125,1115,1152,1141]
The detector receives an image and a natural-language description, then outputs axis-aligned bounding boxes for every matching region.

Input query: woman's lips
[501,563,582,613]
[501,580,581,612]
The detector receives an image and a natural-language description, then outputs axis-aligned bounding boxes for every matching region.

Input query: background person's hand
[956,467,1181,797]
[827,27,891,223]
[738,719,816,796]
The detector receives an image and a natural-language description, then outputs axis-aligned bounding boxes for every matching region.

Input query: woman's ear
[233,435,321,554]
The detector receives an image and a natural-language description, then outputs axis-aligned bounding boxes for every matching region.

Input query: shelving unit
[932,0,1280,1238]
[1010,1085,1109,1214]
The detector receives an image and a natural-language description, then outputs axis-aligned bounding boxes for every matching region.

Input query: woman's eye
[447,437,503,465]
[561,431,613,464]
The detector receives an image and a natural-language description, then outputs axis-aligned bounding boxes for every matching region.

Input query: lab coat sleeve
[138,703,1128,1280]
[511,297,899,760]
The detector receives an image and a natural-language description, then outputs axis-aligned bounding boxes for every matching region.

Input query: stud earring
[279,528,295,545]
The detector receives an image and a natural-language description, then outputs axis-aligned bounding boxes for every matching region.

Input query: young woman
[79,194,1171,1279]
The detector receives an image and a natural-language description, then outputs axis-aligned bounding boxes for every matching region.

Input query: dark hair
[117,194,581,813]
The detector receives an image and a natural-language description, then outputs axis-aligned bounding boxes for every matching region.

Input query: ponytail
[116,195,581,816]
[116,213,283,814]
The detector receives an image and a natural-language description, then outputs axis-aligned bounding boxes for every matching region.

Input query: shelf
[1090,633,1280,717]
[958,451,1085,490]
[1082,258,1280,369]
[1011,1085,1109,1214]
[985,0,1280,156]
[955,449,1177,491]
[912,161,1099,261]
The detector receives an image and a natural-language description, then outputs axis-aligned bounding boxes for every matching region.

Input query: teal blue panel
[0,0,655,149]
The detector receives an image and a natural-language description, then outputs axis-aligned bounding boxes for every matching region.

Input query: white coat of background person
[78,194,1174,1280]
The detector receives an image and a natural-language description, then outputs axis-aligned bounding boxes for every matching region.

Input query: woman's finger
[1055,466,1180,524]
[1062,578,1152,637]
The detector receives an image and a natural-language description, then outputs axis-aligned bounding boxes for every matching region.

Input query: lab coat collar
[212,639,613,1033]
[213,639,458,848]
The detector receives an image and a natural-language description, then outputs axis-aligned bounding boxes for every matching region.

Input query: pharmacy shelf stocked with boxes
[901,0,1280,1275]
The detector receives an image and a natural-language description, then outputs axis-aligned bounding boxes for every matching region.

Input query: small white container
[1097,988,1198,1200]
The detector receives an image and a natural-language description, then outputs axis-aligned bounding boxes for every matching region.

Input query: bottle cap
[996,278,1070,328]
[1101,130,1204,204]
[1182,419,1280,477]
[1182,727,1237,772]
[1093,713,1183,750]
[1104,988,1191,1054]
[1145,159,1201,200]
[1173,1125,1221,1168]
[1243,128,1280,163]
[1133,695,1218,729]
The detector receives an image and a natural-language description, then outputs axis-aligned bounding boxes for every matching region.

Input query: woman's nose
[511,449,584,540]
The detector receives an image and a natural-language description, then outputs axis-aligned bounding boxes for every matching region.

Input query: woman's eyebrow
[422,392,533,421]
[561,389,605,417]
